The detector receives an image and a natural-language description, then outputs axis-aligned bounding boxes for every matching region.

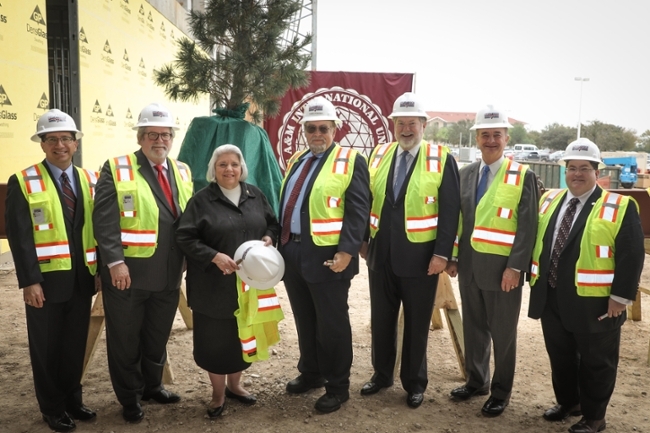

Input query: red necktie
[548,198,579,288]
[155,164,177,217]
[281,156,317,245]
[60,172,76,219]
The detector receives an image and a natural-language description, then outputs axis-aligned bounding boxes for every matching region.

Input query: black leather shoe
[286,375,326,394]
[142,389,181,404]
[569,417,607,433]
[66,404,96,421]
[314,392,349,413]
[225,387,257,405]
[360,381,389,396]
[122,403,144,423]
[207,403,225,418]
[543,404,582,421]
[450,385,489,400]
[481,396,509,417]
[406,392,424,408]
[42,412,76,432]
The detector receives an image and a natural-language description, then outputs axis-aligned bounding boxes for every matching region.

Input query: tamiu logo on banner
[276,87,393,170]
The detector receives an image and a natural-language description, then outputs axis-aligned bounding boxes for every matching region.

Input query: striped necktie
[60,172,76,219]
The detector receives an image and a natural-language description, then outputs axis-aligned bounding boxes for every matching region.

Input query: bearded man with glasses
[279,97,370,413]
[93,103,193,423]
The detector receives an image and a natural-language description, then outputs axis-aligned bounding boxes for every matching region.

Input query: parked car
[549,151,564,162]
[526,151,541,161]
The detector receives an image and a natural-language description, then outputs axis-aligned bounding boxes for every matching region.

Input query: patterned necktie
[393,151,410,200]
[154,164,177,217]
[476,165,490,204]
[548,198,580,288]
[60,172,76,219]
[281,156,317,245]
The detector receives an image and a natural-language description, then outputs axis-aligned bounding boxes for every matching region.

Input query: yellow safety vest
[368,140,447,243]
[470,159,528,256]
[109,154,193,257]
[280,144,358,246]
[530,189,631,297]
[16,163,98,274]
[234,276,284,362]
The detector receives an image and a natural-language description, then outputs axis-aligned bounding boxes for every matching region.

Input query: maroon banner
[264,71,414,170]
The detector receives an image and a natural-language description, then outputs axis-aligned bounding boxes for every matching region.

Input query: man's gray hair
[206,144,249,182]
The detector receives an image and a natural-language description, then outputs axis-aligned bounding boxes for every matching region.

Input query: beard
[308,142,328,155]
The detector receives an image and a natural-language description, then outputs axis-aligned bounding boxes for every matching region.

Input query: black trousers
[25,286,92,416]
[541,285,620,420]
[281,240,352,395]
[368,263,438,394]
[102,285,179,406]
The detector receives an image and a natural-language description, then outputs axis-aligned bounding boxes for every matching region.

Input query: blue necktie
[476,165,490,204]
[394,151,409,200]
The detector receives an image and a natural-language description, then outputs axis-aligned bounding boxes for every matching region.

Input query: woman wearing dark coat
[176,145,279,418]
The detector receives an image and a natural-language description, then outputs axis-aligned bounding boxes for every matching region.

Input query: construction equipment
[602,156,638,188]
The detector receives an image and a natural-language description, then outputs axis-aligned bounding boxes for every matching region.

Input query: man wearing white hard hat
[279,96,370,413]
[5,109,99,432]
[528,138,643,433]
[93,103,193,422]
[446,105,538,416]
[359,92,460,409]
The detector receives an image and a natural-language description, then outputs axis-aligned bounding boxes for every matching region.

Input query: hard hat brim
[299,116,342,126]
[470,122,512,131]
[389,111,429,119]
[31,129,84,143]
[234,240,285,290]
[558,157,606,169]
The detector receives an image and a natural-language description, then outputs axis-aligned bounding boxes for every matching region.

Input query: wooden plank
[444,309,466,381]
[82,294,105,382]
[393,305,404,379]
[630,290,642,322]
[178,281,193,329]
[431,308,443,329]
[162,351,174,385]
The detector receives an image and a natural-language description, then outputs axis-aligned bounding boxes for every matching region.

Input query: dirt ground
[0,258,649,433]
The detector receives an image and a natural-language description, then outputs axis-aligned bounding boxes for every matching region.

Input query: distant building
[426,111,526,128]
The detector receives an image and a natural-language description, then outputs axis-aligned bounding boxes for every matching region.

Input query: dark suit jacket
[93,149,185,291]
[5,161,95,302]
[457,160,539,290]
[528,186,644,333]
[366,148,460,277]
[278,144,370,284]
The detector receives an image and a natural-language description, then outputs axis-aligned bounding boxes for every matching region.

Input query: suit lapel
[71,167,84,227]
[301,144,335,210]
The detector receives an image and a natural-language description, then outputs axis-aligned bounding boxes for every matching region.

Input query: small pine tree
[154,0,312,123]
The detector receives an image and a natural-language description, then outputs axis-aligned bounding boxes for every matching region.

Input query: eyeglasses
[305,125,332,134]
[566,167,595,174]
[147,132,173,141]
[43,136,75,144]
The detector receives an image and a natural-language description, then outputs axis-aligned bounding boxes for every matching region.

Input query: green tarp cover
[178,116,283,215]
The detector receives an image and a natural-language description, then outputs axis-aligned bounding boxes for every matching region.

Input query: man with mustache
[359,92,460,408]
[279,97,370,413]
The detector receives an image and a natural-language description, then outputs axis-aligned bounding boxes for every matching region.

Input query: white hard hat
[559,137,605,169]
[470,105,512,130]
[234,240,285,290]
[132,103,179,130]
[389,92,429,119]
[31,109,83,142]
[299,97,342,126]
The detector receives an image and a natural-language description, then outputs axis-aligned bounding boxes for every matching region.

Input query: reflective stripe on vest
[577,269,614,286]
[258,293,281,312]
[22,165,46,193]
[406,215,438,233]
[36,241,71,261]
[121,229,156,247]
[241,336,257,355]
[599,192,622,222]
[503,160,523,186]
[332,146,351,175]
[369,143,392,170]
[472,227,516,247]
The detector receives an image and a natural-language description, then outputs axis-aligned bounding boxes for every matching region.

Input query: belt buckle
[291,233,301,242]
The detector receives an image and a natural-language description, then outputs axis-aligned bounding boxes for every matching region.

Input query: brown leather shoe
[569,417,606,433]
[543,404,581,421]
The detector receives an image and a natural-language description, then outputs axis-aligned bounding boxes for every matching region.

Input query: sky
[312,0,650,134]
